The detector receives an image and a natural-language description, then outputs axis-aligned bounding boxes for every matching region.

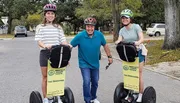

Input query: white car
[146,23,165,37]
[14,26,27,37]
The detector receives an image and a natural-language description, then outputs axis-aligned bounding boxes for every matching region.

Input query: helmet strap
[123,22,131,27]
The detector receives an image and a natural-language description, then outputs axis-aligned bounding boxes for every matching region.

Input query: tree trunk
[111,0,120,42]
[162,0,180,49]
[7,15,12,34]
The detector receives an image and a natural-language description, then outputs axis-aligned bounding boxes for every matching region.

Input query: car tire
[149,35,153,37]
[25,34,27,37]
[15,35,17,37]
[155,32,161,36]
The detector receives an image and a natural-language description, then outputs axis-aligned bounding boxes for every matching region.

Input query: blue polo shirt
[70,30,106,69]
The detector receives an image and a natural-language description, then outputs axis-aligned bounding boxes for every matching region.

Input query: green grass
[0,34,14,38]
[146,40,180,65]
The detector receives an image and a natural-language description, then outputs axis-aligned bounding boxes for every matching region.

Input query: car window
[15,26,26,30]
[156,25,165,28]
[149,23,155,28]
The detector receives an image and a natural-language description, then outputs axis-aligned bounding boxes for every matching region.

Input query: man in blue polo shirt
[70,17,113,103]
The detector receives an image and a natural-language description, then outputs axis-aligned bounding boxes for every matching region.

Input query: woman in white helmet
[115,9,145,102]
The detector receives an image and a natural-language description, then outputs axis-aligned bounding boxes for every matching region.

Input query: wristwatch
[108,55,112,58]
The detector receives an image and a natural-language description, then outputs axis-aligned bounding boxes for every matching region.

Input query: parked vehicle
[14,26,27,37]
[146,23,165,37]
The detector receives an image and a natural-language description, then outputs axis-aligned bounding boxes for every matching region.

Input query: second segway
[30,44,75,103]
[113,42,156,103]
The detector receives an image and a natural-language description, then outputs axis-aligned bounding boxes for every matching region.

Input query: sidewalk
[101,43,180,81]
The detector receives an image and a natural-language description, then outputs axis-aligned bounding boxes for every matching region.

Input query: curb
[144,67,180,81]
[101,54,180,81]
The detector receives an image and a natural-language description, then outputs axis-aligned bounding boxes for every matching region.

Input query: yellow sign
[47,60,66,97]
[122,58,139,92]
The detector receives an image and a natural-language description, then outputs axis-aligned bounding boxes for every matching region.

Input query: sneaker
[136,93,142,102]
[43,98,49,103]
[48,99,53,103]
[48,97,54,103]
[124,94,129,100]
[57,96,63,103]
[91,99,100,103]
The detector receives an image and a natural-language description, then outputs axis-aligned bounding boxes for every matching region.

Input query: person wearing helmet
[70,17,113,103]
[115,9,145,102]
[35,3,70,103]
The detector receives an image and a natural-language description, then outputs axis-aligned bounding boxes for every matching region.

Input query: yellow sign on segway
[122,58,139,92]
[47,60,66,97]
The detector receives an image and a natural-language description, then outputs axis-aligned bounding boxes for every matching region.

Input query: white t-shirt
[35,24,66,50]
[119,24,142,42]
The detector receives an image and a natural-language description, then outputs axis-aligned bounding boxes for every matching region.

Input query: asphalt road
[0,32,180,103]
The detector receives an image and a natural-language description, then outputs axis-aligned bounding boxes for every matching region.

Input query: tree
[0,0,39,34]
[162,0,180,49]
[55,1,81,34]
[111,0,120,41]
[76,0,112,20]
[140,0,164,30]
[26,13,42,30]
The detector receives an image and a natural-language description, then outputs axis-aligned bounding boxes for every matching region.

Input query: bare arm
[115,35,123,44]
[38,41,46,48]
[103,44,113,64]
[38,41,52,49]
[135,32,144,45]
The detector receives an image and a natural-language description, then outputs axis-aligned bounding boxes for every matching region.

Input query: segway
[113,42,156,103]
[30,44,75,103]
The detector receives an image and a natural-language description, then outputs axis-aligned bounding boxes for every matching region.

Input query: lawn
[145,40,180,65]
[0,34,14,38]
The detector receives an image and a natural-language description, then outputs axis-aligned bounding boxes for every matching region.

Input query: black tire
[113,82,129,103]
[29,91,42,103]
[148,35,153,37]
[25,34,28,37]
[142,86,156,103]
[155,32,160,36]
[15,35,17,37]
[61,87,75,103]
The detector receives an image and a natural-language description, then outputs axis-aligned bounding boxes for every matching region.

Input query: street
[0,32,180,103]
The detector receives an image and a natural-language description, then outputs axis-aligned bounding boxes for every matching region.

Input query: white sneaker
[57,96,63,103]
[125,94,129,100]
[43,98,49,103]
[136,93,142,102]
[48,99,53,103]
[48,97,54,103]
[91,99,100,103]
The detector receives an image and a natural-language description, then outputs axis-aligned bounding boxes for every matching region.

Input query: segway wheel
[29,91,43,103]
[142,86,156,103]
[61,87,75,103]
[113,82,129,103]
